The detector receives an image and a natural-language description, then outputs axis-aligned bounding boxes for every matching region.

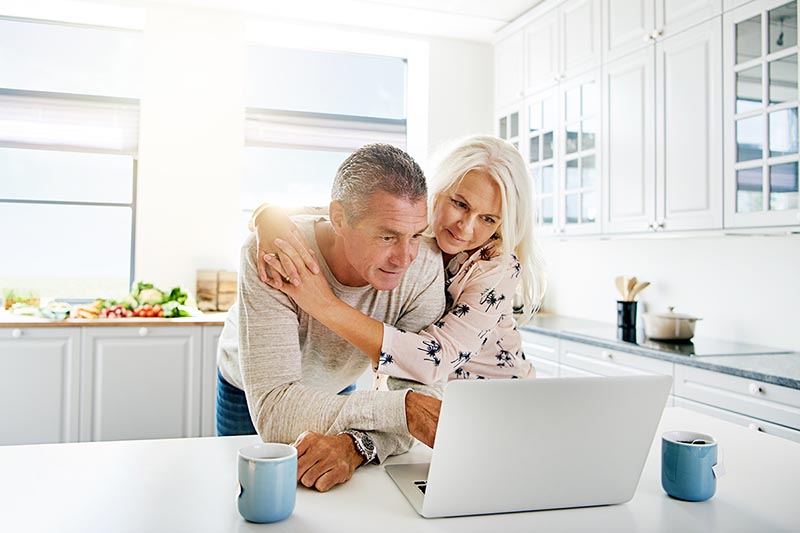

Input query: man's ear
[329,200,347,236]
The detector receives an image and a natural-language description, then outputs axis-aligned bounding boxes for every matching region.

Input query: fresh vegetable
[138,288,166,306]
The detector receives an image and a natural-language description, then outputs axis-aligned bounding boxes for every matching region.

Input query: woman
[256,135,546,385]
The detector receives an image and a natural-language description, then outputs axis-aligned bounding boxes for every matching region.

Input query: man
[217,144,445,492]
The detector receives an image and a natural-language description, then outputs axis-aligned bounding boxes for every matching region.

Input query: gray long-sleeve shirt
[218,217,445,462]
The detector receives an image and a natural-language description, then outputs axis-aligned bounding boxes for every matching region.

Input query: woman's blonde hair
[427,135,546,324]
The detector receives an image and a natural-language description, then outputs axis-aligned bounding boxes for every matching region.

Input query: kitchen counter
[0,407,797,532]
[0,311,227,327]
[522,315,800,389]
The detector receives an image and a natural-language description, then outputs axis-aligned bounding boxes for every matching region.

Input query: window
[241,45,407,230]
[0,17,141,300]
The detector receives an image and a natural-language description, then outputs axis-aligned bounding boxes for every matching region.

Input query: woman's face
[431,169,503,256]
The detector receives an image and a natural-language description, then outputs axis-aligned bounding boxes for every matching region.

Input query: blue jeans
[215,369,357,436]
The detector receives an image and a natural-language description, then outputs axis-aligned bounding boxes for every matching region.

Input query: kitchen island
[0,408,797,532]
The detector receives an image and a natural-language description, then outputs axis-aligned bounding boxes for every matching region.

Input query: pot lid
[647,306,701,320]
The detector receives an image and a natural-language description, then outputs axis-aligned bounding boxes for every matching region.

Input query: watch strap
[340,429,377,465]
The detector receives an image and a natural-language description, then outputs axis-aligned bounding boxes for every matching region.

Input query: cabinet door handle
[11,328,22,338]
[656,220,666,230]
[138,327,149,337]
[748,383,763,396]
[747,423,762,432]
[651,29,663,40]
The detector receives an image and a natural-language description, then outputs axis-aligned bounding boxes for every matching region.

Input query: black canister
[617,300,638,329]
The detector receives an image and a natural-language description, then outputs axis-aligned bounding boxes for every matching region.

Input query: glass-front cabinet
[560,75,600,234]
[725,0,800,227]
[497,106,521,152]
[526,88,558,235]
[524,72,601,236]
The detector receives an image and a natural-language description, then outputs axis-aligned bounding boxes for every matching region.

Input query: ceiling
[137,0,546,42]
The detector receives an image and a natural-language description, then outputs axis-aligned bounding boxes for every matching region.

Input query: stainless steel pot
[642,307,702,341]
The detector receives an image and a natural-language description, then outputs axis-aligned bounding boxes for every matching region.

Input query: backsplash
[538,233,800,351]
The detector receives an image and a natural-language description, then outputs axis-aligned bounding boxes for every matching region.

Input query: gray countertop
[521,315,800,389]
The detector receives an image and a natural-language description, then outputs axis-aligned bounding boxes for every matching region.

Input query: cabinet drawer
[674,365,800,430]
[559,364,601,378]
[675,397,800,444]
[528,354,559,379]
[520,331,559,362]
[560,340,673,379]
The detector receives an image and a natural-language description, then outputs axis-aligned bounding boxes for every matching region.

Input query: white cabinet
[525,70,602,236]
[521,330,560,378]
[674,396,800,442]
[723,0,800,229]
[201,325,222,437]
[560,0,603,78]
[522,0,601,95]
[603,0,656,62]
[674,363,800,431]
[524,9,560,93]
[656,0,723,38]
[603,19,723,233]
[496,104,522,152]
[603,0,722,62]
[559,339,674,388]
[655,18,723,231]
[495,32,525,109]
[79,326,203,442]
[0,328,80,445]
[517,329,800,442]
[602,47,657,233]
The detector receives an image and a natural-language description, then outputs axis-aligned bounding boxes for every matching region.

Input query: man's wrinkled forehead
[349,192,428,234]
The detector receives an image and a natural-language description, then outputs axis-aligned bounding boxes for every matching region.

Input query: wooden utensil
[615,276,627,300]
[628,281,650,301]
[626,277,638,301]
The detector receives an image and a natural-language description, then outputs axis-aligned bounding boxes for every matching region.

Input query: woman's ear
[329,200,346,236]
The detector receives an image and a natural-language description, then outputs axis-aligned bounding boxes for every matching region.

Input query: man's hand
[405,391,441,448]
[293,431,364,492]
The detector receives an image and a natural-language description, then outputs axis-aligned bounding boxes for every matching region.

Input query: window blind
[245,108,406,152]
[0,90,139,154]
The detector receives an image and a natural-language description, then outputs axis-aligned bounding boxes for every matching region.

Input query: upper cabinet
[724,0,800,228]
[526,72,601,236]
[604,0,722,62]
[496,0,798,237]
[561,0,603,77]
[656,18,724,231]
[657,0,723,37]
[495,32,525,109]
[604,18,722,233]
[524,0,601,94]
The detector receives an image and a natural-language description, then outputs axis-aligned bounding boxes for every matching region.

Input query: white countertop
[0,408,798,533]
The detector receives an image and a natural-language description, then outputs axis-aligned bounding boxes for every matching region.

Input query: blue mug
[238,443,297,523]
[661,431,718,502]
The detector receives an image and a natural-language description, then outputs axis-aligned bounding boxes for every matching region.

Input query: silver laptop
[385,375,672,518]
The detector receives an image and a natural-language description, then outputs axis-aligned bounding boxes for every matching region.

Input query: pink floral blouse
[378,242,534,383]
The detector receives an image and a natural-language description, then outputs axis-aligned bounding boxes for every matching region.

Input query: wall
[135,4,244,291]
[539,233,800,350]
[426,37,494,156]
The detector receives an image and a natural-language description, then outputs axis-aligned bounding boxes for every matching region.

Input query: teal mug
[238,443,297,523]
[661,431,718,502]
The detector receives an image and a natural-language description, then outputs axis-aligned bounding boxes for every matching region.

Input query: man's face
[337,190,429,291]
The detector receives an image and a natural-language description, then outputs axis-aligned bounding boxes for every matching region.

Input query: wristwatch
[340,429,377,465]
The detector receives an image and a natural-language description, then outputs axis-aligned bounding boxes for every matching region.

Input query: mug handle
[712,445,727,478]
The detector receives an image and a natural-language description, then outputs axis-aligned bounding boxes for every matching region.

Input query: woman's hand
[265,238,337,311]
[253,207,319,285]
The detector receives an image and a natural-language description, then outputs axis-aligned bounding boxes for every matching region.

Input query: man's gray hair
[331,144,427,223]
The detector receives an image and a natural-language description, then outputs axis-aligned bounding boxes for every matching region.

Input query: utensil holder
[617,300,638,329]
